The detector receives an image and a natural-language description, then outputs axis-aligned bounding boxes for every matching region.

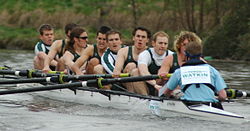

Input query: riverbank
[0,25,135,50]
[0,0,249,60]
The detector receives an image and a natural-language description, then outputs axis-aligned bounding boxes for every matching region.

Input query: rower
[163,41,227,110]
[43,23,78,72]
[71,26,111,75]
[158,31,202,85]
[98,30,124,74]
[113,27,151,95]
[61,27,88,74]
[33,24,55,70]
[94,30,125,90]
[138,31,173,96]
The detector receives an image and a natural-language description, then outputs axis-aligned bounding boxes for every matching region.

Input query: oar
[0,73,130,84]
[0,75,20,79]
[0,66,12,70]
[0,74,171,95]
[0,74,249,100]
[0,69,64,78]
[226,88,250,98]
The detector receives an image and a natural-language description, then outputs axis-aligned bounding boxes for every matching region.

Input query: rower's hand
[42,66,51,73]
[112,71,121,78]
[154,84,162,91]
[63,69,68,74]
[158,72,170,79]
[157,72,169,85]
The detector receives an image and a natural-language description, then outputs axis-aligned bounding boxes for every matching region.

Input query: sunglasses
[77,36,88,40]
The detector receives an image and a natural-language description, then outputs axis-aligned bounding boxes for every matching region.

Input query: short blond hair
[152,31,169,42]
[174,31,202,52]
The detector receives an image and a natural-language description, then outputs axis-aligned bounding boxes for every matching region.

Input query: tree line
[0,0,249,60]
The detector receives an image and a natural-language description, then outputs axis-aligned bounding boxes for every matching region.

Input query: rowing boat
[0,68,249,123]
[14,83,248,124]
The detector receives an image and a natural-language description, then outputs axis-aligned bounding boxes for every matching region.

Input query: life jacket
[181,59,216,94]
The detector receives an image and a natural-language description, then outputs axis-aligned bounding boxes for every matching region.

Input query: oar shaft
[86,75,160,87]
[0,75,160,95]
[62,74,128,82]
[0,77,58,84]
[0,70,27,76]
[0,70,59,77]
[0,73,130,85]
[0,82,83,95]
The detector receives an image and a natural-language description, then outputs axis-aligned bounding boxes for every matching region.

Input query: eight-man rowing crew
[12,23,246,110]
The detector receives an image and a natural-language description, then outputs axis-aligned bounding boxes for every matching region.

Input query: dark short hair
[96,26,111,35]
[38,24,53,35]
[65,23,78,34]
[132,27,151,39]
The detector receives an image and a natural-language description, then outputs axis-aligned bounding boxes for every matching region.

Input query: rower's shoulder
[82,44,94,55]
[53,39,63,44]
[86,44,94,50]
[51,39,63,47]
[162,53,174,66]
[118,46,129,53]
[139,49,150,56]
[165,53,174,60]
[168,50,174,55]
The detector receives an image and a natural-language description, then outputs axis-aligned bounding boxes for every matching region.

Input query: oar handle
[118,73,130,77]
[47,71,65,75]
[165,74,172,78]
[158,73,172,79]
[226,88,250,98]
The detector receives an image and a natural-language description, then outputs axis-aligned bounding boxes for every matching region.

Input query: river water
[0,49,250,131]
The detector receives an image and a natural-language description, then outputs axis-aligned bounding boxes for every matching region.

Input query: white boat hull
[159,100,246,123]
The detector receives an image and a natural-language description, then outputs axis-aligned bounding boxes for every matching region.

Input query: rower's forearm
[146,80,157,86]
[218,90,227,101]
[50,60,58,67]
[44,57,53,68]
[71,65,83,75]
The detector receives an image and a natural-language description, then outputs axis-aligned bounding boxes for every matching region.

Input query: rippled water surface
[0,50,250,131]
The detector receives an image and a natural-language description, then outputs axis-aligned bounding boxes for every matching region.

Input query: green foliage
[203,0,250,60]
[0,0,249,61]
[0,25,37,49]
